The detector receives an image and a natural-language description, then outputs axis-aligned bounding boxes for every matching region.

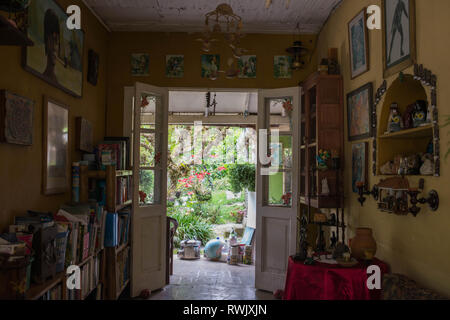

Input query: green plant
[226,163,256,193]
[168,211,214,247]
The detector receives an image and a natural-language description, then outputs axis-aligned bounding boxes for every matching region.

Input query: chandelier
[197,3,246,80]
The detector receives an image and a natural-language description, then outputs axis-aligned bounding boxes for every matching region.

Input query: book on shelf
[116,176,132,205]
[104,213,118,247]
[97,138,129,170]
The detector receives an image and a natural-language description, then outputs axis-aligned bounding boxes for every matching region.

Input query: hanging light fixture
[286,23,309,71]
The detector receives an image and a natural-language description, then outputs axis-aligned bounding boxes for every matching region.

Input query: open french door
[255,87,301,292]
[131,82,169,297]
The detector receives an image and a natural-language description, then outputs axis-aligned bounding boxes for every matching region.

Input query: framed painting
[238,55,257,79]
[347,83,373,141]
[23,0,84,98]
[76,117,93,153]
[0,90,34,146]
[201,54,220,79]
[87,49,99,86]
[166,55,184,78]
[352,142,368,193]
[273,56,292,79]
[43,96,69,195]
[382,0,416,78]
[131,53,150,76]
[348,9,369,79]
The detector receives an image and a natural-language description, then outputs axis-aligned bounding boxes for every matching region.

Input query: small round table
[283,257,390,300]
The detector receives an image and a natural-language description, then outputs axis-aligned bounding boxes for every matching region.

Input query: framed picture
[347,83,373,141]
[382,0,416,78]
[273,56,292,79]
[43,96,69,195]
[131,53,149,76]
[348,9,369,79]
[201,54,220,79]
[23,0,84,98]
[76,117,93,153]
[166,55,184,78]
[238,55,257,79]
[0,90,34,146]
[87,49,99,86]
[352,142,368,193]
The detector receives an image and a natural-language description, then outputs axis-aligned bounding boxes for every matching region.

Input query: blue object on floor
[241,227,255,246]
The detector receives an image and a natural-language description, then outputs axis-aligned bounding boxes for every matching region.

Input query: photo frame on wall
[0,90,34,146]
[347,82,373,141]
[352,142,368,193]
[382,0,416,78]
[23,0,85,98]
[43,96,69,195]
[348,9,369,79]
[76,117,93,153]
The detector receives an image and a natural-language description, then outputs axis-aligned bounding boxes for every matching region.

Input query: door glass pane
[139,169,154,205]
[268,171,292,207]
[140,133,155,167]
[267,97,293,132]
[140,93,158,129]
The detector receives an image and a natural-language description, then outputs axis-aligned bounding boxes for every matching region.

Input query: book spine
[72,162,80,203]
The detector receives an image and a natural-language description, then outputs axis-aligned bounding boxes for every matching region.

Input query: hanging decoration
[285,23,309,71]
[197,3,246,80]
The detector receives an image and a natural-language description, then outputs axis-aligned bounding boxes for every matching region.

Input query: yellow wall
[106,32,317,136]
[0,0,108,230]
[317,0,450,295]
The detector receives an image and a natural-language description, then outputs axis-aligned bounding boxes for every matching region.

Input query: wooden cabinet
[300,73,344,209]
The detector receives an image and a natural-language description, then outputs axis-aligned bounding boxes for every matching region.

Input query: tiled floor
[148,256,275,300]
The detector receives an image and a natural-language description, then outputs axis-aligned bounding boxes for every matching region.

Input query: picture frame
[23,0,85,98]
[201,54,220,79]
[76,117,93,153]
[352,142,368,193]
[131,53,150,76]
[87,49,99,86]
[347,82,373,141]
[273,56,293,79]
[382,0,416,78]
[348,9,370,79]
[166,55,184,78]
[43,96,69,195]
[0,90,34,146]
[238,55,257,79]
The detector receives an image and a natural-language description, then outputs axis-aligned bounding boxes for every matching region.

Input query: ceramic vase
[349,228,377,260]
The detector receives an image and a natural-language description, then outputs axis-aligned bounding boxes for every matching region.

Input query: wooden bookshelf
[26,273,65,300]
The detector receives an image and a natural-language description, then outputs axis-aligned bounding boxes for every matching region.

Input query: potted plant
[226,163,256,227]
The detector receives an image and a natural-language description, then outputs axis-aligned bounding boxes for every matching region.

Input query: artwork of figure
[387,0,409,65]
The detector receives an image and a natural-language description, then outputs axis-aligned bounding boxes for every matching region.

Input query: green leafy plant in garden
[226,163,256,193]
[168,210,214,247]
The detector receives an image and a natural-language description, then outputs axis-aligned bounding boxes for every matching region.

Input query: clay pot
[349,228,377,260]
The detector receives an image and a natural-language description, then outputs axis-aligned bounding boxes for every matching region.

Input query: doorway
[126,85,300,299]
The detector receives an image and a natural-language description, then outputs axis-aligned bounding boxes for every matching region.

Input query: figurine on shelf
[420,153,434,175]
[332,242,350,259]
[406,154,421,175]
[388,103,403,133]
[321,178,330,196]
[413,100,429,127]
[380,160,396,175]
[316,149,331,171]
[402,103,415,129]
[304,246,315,265]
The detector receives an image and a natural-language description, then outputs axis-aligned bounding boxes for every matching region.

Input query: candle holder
[407,188,439,217]
[356,182,379,206]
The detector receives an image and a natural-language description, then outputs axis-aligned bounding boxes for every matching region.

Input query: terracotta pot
[349,228,377,260]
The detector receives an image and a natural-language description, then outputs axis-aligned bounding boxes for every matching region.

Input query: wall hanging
[347,82,374,141]
[131,53,149,76]
[382,0,416,78]
[348,8,370,79]
[165,55,184,78]
[0,90,34,146]
[23,0,84,97]
[43,96,69,195]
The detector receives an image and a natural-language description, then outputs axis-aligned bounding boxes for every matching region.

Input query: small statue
[330,231,338,249]
[406,154,421,175]
[413,100,428,127]
[304,246,315,265]
[321,178,330,195]
[420,153,434,175]
[402,103,415,129]
[332,242,350,259]
[388,103,403,133]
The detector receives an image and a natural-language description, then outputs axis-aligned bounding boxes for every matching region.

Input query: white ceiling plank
[83,0,342,34]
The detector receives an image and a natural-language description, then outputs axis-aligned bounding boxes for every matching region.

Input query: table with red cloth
[283,256,390,300]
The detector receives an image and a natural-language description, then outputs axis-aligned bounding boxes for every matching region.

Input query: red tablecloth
[283,257,389,300]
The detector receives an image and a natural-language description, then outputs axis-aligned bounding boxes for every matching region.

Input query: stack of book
[117,246,130,292]
[116,176,132,205]
[97,137,129,170]
[104,208,130,248]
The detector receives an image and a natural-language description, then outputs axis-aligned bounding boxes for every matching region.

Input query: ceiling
[83,0,342,34]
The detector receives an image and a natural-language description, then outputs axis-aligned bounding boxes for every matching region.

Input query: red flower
[218,166,226,171]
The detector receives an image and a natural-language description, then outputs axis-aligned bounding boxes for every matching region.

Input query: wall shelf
[379,125,433,140]
[0,15,33,46]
